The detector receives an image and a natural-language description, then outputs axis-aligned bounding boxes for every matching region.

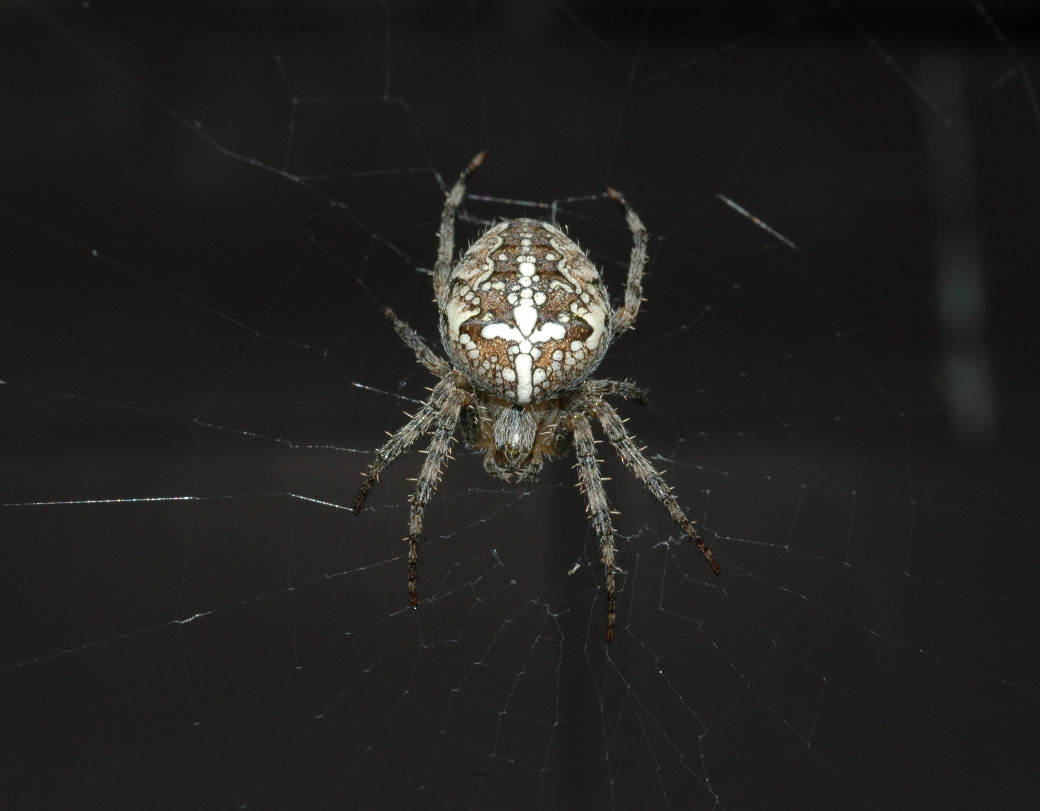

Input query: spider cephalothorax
[354,153,719,642]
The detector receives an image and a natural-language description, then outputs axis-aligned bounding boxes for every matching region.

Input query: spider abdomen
[440,218,611,405]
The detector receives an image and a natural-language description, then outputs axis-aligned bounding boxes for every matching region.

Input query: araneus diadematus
[354,153,719,642]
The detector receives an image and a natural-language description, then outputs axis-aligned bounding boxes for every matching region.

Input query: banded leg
[407,387,466,606]
[432,151,486,301]
[353,373,465,513]
[568,378,648,414]
[594,401,720,574]
[383,307,451,377]
[571,413,619,643]
[606,188,648,336]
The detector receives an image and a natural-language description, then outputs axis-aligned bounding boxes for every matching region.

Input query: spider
[354,153,719,642]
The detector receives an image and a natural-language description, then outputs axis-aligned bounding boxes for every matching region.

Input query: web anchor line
[716,193,801,251]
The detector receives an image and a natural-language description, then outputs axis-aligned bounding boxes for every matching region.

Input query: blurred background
[1,1,1038,808]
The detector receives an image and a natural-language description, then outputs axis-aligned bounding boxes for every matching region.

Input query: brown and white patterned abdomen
[440,218,612,404]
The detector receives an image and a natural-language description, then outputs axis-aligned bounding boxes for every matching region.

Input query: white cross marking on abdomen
[482,304,566,404]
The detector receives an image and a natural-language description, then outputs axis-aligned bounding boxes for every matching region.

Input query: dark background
[1,1,1038,808]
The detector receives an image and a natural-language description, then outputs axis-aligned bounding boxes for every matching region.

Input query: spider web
[2,2,1039,808]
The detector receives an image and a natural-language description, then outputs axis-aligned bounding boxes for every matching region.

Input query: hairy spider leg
[606,187,648,337]
[353,372,465,514]
[433,151,486,301]
[570,413,620,643]
[569,378,648,411]
[382,307,451,377]
[406,387,466,606]
[592,399,720,574]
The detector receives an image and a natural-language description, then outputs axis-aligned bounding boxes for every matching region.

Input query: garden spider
[354,153,719,642]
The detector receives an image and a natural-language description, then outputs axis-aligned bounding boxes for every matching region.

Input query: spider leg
[407,386,466,607]
[459,403,482,449]
[571,413,620,643]
[605,187,648,337]
[353,372,466,514]
[382,307,451,377]
[568,378,648,412]
[433,151,486,301]
[593,400,720,575]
